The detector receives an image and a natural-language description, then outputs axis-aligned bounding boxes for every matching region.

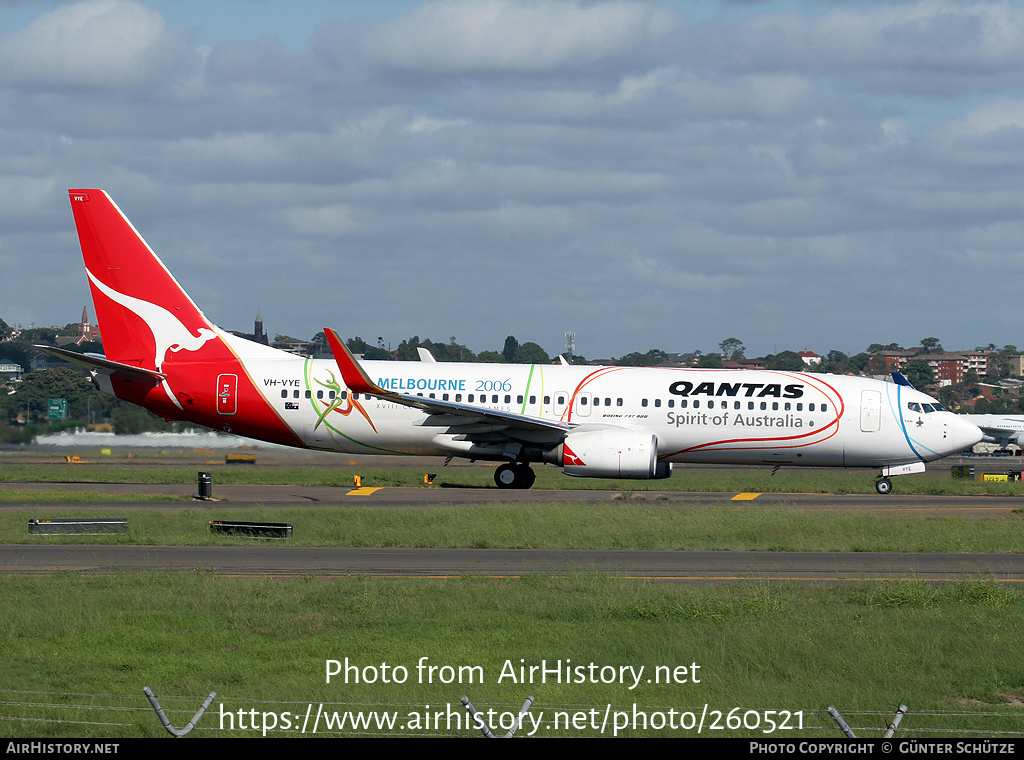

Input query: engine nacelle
[548,427,671,479]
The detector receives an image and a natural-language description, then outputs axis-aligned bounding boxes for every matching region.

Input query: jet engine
[546,426,672,479]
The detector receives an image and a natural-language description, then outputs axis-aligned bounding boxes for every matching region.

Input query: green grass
[3,456,1022,738]
[0,574,1021,737]
[2,503,1023,552]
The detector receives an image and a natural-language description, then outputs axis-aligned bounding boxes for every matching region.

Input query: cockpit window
[931,402,947,412]
[922,404,934,413]
[908,402,922,413]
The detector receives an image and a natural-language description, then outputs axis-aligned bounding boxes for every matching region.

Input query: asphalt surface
[2,480,1022,582]
[1,481,1022,511]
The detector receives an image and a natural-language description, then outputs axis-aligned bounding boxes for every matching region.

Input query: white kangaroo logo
[87,269,218,409]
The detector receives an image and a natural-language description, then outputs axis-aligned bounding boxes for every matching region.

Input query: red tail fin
[68,189,217,371]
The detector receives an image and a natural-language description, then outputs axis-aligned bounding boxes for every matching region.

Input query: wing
[322,329,571,445]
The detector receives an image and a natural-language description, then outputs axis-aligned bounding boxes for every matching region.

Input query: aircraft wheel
[516,464,536,489]
[495,463,520,489]
[875,478,893,495]
[494,463,536,489]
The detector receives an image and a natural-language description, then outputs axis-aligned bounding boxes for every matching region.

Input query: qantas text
[668,382,804,399]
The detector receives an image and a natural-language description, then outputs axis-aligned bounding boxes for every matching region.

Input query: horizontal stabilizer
[36,345,166,383]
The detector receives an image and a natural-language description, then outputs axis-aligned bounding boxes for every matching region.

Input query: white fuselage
[229,345,979,470]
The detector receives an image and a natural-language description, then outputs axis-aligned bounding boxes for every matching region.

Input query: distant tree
[867,342,903,353]
[8,367,104,424]
[817,350,852,375]
[765,350,804,371]
[615,349,668,367]
[502,336,519,363]
[864,353,889,375]
[849,352,872,373]
[395,336,474,362]
[694,353,723,368]
[347,336,369,354]
[60,341,104,354]
[477,351,505,363]
[514,342,549,364]
[987,345,1020,379]
[0,342,33,372]
[918,337,943,354]
[719,338,745,360]
[902,359,935,388]
[19,328,58,346]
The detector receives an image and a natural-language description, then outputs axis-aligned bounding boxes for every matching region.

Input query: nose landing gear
[874,477,893,495]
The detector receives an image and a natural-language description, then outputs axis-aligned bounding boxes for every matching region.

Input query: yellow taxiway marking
[346,487,382,496]
[731,492,762,500]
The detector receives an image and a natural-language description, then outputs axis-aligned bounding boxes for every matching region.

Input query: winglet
[323,328,390,396]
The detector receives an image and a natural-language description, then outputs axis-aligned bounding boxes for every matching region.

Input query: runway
[1,481,1021,512]
[1,544,1022,582]
[1,482,1022,582]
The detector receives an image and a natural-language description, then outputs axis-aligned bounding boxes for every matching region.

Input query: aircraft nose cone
[950,415,983,454]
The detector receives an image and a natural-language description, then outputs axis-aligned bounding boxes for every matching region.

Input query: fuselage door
[553,391,568,420]
[860,390,881,432]
[217,374,238,416]
[575,391,592,418]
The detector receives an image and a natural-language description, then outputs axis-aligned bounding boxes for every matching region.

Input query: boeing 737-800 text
[45,190,982,493]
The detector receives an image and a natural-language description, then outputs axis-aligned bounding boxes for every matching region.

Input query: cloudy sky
[2,0,1023,361]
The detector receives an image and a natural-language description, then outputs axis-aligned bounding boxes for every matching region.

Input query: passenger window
[760,402,767,410]
[317,390,323,399]
[809,403,815,412]
[821,404,827,413]
[654,399,661,408]
[642,399,648,407]
[516,395,523,404]
[617,398,623,406]
[772,402,778,411]
[529,396,536,404]
[280,390,287,399]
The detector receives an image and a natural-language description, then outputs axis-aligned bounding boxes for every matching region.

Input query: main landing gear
[494,462,536,489]
[874,477,893,495]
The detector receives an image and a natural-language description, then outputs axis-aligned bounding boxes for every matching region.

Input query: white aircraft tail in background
[46,189,983,493]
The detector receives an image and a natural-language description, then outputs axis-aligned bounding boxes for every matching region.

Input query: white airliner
[959,414,1024,452]
[45,189,982,494]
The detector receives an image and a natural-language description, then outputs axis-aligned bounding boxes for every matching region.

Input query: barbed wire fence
[1,689,1022,738]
